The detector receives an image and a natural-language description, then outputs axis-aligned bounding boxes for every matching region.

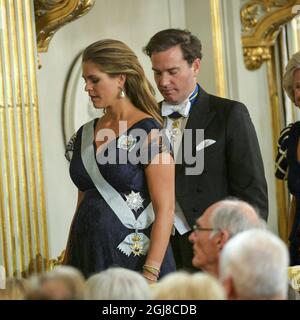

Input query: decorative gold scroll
[47,250,65,270]
[34,0,95,52]
[241,0,300,70]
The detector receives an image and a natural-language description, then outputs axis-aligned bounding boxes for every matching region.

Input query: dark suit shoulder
[208,94,249,115]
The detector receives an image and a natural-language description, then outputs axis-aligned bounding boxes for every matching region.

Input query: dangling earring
[119,88,126,98]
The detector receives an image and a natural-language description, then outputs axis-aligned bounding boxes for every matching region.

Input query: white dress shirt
[162,98,193,235]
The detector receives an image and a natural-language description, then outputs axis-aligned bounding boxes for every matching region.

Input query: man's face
[189,207,220,271]
[150,45,200,104]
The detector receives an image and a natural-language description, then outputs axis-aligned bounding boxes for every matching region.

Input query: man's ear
[215,230,230,251]
[192,58,201,76]
[222,276,237,300]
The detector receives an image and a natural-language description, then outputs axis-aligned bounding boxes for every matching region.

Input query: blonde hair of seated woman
[152,271,226,300]
[0,277,29,300]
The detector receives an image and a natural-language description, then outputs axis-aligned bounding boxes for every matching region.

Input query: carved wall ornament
[241,0,300,70]
[241,2,260,32]
[34,0,95,52]
[243,46,272,69]
[47,250,65,270]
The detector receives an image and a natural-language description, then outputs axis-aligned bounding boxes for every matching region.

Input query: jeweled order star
[125,191,144,212]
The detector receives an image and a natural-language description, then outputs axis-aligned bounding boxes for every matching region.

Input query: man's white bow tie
[161,99,191,117]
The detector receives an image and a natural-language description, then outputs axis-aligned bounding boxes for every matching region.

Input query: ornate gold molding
[47,250,65,270]
[241,0,300,70]
[34,0,95,52]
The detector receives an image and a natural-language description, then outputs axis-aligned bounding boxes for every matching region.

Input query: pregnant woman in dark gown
[64,39,176,281]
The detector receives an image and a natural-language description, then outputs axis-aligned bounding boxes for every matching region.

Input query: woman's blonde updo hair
[82,39,162,125]
[283,51,300,104]
[152,271,226,300]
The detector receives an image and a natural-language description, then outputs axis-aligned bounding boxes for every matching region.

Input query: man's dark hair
[143,28,202,65]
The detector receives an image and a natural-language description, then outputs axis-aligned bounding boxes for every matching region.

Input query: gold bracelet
[143,273,157,282]
[143,264,160,277]
[143,264,160,273]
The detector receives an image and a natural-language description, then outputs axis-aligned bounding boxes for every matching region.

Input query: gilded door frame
[241,0,300,242]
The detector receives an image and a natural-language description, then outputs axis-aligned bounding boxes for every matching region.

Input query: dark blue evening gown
[66,118,175,278]
[287,121,300,265]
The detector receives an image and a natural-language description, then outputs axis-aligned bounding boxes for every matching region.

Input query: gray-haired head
[84,267,151,300]
[209,198,266,238]
[283,51,300,104]
[220,229,289,300]
[189,198,265,276]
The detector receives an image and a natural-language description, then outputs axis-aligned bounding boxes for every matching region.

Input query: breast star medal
[125,191,144,212]
[117,134,137,152]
